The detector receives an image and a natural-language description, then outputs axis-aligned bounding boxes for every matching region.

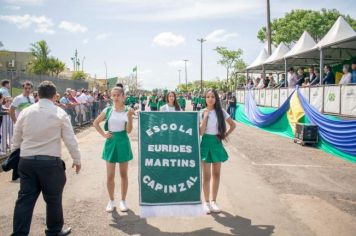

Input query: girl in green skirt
[200,89,236,214]
[93,87,135,213]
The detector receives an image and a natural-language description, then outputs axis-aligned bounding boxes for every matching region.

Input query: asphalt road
[1,106,355,236]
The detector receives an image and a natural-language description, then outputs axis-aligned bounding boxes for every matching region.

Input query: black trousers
[12,158,66,236]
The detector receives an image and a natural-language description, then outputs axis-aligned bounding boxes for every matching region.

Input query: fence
[0,101,108,159]
[236,84,356,117]
[0,71,89,95]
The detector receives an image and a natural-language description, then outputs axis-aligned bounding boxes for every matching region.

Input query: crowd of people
[244,61,356,89]
[0,79,111,155]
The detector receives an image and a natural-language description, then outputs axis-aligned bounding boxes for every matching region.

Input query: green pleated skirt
[102,131,133,163]
[200,134,228,163]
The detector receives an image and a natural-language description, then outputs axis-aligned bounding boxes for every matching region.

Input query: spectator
[33,91,39,103]
[287,67,298,88]
[245,79,254,89]
[308,66,317,82]
[302,78,310,87]
[339,64,352,85]
[268,76,276,88]
[9,81,35,124]
[0,80,11,97]
[296,67,305,86]
[276,74,286,88]
[256,76,265,89]
[227,95,237,120]
[352,61,356,84]
[322,65,335,85]
[310,68,320,86]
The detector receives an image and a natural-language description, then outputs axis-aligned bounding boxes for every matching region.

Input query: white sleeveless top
[107,108,128,132]
[160,104,178,111]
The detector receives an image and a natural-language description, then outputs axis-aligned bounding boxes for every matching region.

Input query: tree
[29,40,66,76]
[214,47,244,82]
[71,71,86,80]
[257,9,356,46]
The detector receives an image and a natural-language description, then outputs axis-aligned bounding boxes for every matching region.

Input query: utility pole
[197,38,206,94]
[266,0,272,55]
[183,59,189,90]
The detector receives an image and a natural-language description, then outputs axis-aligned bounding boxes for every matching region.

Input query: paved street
[1,108,356,236]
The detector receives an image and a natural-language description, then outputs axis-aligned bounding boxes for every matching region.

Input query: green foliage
[257,9,356,46]
[177,78,233,94]
[214,46,244,80]
[28,40,66,76]
[71,71,86,80]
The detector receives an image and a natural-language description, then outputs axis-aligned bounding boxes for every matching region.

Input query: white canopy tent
[263,42,290,71]
[246,47,269,71]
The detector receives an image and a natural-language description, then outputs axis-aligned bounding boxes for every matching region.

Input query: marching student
[199,89,236,214]
[148,93,158,111]
[93,87,135,212]
[177,93,186,111]
[160,91,181,111]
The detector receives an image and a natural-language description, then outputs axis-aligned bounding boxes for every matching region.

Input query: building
[0,50,34,78]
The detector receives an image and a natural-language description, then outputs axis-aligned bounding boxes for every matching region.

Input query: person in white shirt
[160,91,181,111]
[9,81,35,123]
[339,64,352,85]
[11,80,81,236]
[0,79,11,97]
[199,89,236,214]
[77,90,89,122]
[287,67,298,88]
[93,87,135,213]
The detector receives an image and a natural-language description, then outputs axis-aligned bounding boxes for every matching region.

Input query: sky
[1,0,355,90]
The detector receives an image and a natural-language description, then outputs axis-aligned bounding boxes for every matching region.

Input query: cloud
[59,21,88,33]
[105,0,262,22]
[139,69,152,75]
[206,29,238,43]
[83,38,89,44]
[167,60,191,68]
[153,32,185,47]
[4,5,21,10]
[95,33,111,40]
[5,0,44,5]
[0,14,55,34]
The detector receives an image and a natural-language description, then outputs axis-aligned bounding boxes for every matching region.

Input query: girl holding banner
[93,87,135,213]
[160,91,181,111]
[200,89,236,214]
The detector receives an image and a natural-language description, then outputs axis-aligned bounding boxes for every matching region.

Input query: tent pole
[319,49,323,85]
[284,58,287,87]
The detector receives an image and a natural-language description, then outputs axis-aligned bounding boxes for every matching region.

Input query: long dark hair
[166,91,181,111]
[205,89,227,140]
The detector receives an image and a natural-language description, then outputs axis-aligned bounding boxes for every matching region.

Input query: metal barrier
[236,84,356,118]
[0,100,109,159]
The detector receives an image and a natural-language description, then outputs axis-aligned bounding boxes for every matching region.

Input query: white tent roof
[314,16,356,49]
[264,42,289,64]
[246,47,269,70]
[284,31,316,58]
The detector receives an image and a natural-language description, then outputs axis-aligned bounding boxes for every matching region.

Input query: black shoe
[58,227,71,236]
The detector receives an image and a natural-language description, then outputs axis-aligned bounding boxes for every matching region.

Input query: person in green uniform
[177,94,186,111]
[148,93,158,111]
[93,87,135,213]
[140,94,147,111]
[192,95,198,111]
[199,89,236,214]
[157,95,166,111]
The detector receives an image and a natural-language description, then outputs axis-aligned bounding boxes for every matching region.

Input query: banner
[288,88,295,97]
[299,87,310,102]
[280,88,288,105]
[310,87,323,112]
[259,89,266,106]
[139,112,202,216]
[341,85,356,116]
[324,85,341,114]
[265,89,272,107]
[272,89,279,108]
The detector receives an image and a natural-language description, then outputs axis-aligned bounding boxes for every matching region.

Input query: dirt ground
[1,106,356,236]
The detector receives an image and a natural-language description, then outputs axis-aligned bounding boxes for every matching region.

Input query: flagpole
[136,66,138,94]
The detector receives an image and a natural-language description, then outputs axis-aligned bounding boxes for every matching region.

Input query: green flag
[133,66,137,72]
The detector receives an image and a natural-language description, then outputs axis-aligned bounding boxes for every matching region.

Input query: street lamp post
[197,38,206,94]
[81,56,86,71]
[178,69,181,86]
[183,59,188,91]
[104,61,108,91]
[266,0,272,56]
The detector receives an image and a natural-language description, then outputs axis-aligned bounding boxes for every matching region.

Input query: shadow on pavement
[109,209,274,236]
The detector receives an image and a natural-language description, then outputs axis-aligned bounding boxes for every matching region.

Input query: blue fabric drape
[244,90,294,127]
[297,90,356,156]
